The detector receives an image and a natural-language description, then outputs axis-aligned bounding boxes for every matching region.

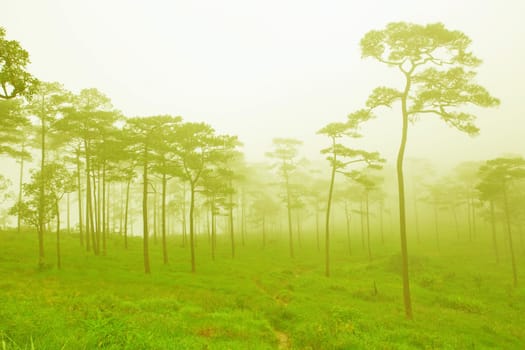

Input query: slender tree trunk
[211,199,216,260]
[143,147,151,274]
[102,162,106,256]
[67,192,70,234]
[124,177,131,249]
[189,181,196,272]
[360,200,365,249]
[344,201,351,255]
[397,73,413,319]
[490,200,499,263]
[119,182,123,235]
[56,199,61,269]
[325,138,336,277]
[162,173,168,264]
[229,182,235,259]
[366,191,372,261]
[76,148,84,246]
[285,171,294,259]
[153,189,158,244]
[502,187,517,287]
[241,192,246,247]
[95,167,101,254]
[182,183,187,248]
[38,113,46,267]
[17,142,25,234]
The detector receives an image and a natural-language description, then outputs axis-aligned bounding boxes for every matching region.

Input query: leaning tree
[360,22,500,318]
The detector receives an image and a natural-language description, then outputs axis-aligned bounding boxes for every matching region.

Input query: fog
[1,0,523,167]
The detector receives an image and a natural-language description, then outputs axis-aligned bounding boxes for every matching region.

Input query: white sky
[2,0,524,166]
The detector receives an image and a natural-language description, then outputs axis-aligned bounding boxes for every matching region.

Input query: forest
[1,18,524,350]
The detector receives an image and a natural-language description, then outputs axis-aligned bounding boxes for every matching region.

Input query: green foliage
[9,163,75,230]
[361,22,499,134]
[0,27,39,100]
[0,98,29,158]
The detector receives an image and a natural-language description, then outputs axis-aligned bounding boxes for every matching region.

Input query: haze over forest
[1,0,524,168]
[1,1,524,349]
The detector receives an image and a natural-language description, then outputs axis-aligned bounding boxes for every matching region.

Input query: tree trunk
[153,189,158,244]
[366,191,372,262]
[502,186,517,287]
[94,167,101,254]
[162,173,168,264]
[67,192,70,234]
[182,183,187,248]
[124,177,131,249]
[285,171,294,259]
[490,200,499,263]
[17,141,25,234]
[56,199,61,269]
[102,162,106,256]
[142,147,151,274]
[397,73,413,319]
[344,201,351,255]
[211,199,216,260]
[189,181,196,272]
[324,137,336,277]
[76,147,84,246]
[38,112,46,268]
[229,182,235,259]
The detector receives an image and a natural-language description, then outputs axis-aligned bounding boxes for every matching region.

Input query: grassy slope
[0,228,523,350]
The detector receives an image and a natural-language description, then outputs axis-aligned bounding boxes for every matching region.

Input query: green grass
[0,228,523,349]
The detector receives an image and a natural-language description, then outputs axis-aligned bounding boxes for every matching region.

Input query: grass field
[0,228,524,349]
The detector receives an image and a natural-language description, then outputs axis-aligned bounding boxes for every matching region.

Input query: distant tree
[174,122,221,272]
[350,171,384,262]
[318,111,383,276]
[125,115,181,273]
[0,27,38,100]
[454,161,484,241]
[266,138,303,259]
[477,157,525,287]
[10,164,74,268]
[212,135,243,258]
[46,163,75,269]
[26,82,69,265]
[148,116,182,265]
[361,22,500,318]
[251,192,280,248]
[56,88,118,255]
